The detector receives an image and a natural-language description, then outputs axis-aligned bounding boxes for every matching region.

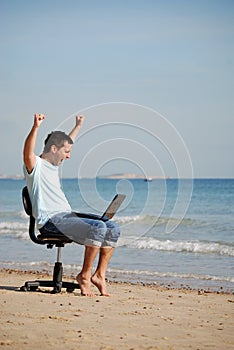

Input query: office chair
[20,186,80,294]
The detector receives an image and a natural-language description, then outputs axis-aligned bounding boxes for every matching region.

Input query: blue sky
[1,0,233,178]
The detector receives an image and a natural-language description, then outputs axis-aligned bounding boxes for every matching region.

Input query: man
[23,113,120,296]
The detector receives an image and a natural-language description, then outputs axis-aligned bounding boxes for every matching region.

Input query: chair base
[20,262,80,294]
[20,280,80,294]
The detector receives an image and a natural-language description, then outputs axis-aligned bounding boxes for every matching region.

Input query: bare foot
[91,274,111,296]
[76,273,93,296]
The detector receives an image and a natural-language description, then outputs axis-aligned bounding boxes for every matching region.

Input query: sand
[0,269,233,350]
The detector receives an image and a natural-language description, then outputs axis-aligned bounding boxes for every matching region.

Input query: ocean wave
[0,260,52,268]
[0,210,28,219]
[116,215,201,226]
[1,260,233,285]
[0,221,29,240]
[107,268,234,284]
[0,260,83,272]
[119,237,234,257]
[17,210,28,219]
[1,217,233,258]
[0,221,27,231]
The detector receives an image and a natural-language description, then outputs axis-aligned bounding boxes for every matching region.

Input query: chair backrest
[22,186,32,216]
[22,186,46,245]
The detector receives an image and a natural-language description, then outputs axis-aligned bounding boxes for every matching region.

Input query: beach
[0,269,233,350]
[1,178,234,349]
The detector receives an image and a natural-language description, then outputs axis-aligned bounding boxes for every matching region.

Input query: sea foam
[118,237,234,257]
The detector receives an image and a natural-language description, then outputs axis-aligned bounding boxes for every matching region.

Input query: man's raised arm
[69,115,85,142]
[23,113,45,173]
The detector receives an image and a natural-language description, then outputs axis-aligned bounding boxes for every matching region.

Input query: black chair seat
[37,233,73,244]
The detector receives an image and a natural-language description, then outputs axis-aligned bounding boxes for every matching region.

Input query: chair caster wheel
[29,286,39,291]
[66,288,74,293]
[51,287,61,294]
[20,286,27,292]
[20,285,38,292]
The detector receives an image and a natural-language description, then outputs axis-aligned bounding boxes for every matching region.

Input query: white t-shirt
[23,156,71,228]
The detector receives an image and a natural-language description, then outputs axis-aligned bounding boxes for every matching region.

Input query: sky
[0,0,233,178]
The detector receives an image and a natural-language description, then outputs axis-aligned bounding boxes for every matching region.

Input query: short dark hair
[43,131,73,153]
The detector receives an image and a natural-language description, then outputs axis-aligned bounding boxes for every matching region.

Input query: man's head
[43,131,73,166]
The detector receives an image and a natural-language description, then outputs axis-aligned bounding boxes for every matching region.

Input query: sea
[0,178,233,293]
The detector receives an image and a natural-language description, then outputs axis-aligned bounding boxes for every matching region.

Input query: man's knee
[89,220,107,239]
[102,221,120,247]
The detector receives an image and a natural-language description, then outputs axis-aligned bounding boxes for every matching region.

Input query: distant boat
[144,177,152,182]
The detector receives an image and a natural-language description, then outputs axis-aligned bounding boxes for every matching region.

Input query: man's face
[53,141,72,166]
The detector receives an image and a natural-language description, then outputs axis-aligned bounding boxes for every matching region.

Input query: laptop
[76,194,126,222]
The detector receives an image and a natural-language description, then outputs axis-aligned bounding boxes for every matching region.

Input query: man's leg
[91,247,114,296]
[77,245,99,296]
